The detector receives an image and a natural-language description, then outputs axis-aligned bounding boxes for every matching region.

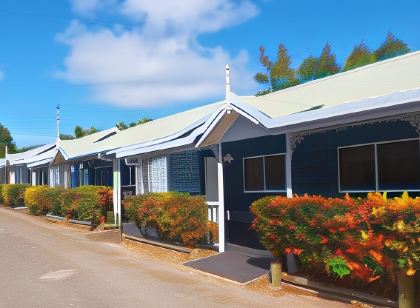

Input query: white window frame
[121,165,137,188]
[142,155,168,193]
[337,137,420,193]
[243,153,287,193]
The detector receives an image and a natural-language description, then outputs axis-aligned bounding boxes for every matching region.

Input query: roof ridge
[116,100,224,133]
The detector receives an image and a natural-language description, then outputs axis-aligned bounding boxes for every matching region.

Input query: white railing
[206,201,219,223]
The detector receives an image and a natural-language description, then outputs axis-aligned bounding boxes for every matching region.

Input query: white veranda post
[285,133,293,198]
[217,143,225,253]
[113,158,121,227]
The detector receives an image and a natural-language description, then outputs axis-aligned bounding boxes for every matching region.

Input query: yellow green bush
[0,184,4,204]
[23,185,113,226]
[2,184,30,207]
[24,186,64,215]
[60,186,112,224]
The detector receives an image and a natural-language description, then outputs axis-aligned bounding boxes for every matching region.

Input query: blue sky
[0,0,419,147]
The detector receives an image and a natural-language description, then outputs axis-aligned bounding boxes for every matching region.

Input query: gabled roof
[24,146,57,168]
[108,51,420,158]
[7,144,56,166]
[243,51,420,118]
[103,101,224,155]
[196,88,420,147]
[57,127,119,160]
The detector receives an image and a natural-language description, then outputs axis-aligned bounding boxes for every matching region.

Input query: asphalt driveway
[0,207,348,307]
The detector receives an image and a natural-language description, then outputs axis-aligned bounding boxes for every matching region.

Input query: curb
[281,273,397,307]
[123,234,191,254]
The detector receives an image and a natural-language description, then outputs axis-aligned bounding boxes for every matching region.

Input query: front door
[204,157,219,223]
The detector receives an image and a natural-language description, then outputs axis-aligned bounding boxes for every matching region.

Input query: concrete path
[0,207,348,307]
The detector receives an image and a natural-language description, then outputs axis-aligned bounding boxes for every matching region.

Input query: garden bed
[251,192,419,305]
[124,192,218,248]
[281,272,397,307]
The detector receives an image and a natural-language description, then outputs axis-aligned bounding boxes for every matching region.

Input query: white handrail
[206,201,219,223]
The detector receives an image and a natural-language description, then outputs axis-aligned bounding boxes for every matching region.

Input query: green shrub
[0,184,4,204]
[23,185,112,225]
[60,186,113,226]
[2,184,30,207]
[125,192,209,247]
[75,186,101,223]
[24,186,65,215]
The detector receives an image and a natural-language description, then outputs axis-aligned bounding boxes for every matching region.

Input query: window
[95,167,112,186]
[339,145,375,191]
[244,157,264,191]
[15,167,22,184]
[78,168,90,186]
[121,165,136,187]
[339,139,420,192]
[142,156,168,193]
[377,140,420,190]
[244,154,286,192]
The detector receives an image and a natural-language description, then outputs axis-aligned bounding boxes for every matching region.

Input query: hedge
[24,186,64,215]
[2,184,30,207]
[23,185,113,225]
[251,192,420,283]
[124,192,210,247]
[0,184,4,204]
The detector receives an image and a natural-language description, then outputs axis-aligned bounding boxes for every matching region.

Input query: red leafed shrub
[251,193,420,283]
[124,192,209,247]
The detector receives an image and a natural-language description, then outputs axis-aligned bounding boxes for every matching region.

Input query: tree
[74,126,98,138]
[0,123,16,158]
[375,32,410,61]
[137,117,153,125]
[116,121,128,130]
[254,46,273,94]
[59,134,75,140]
[116,117,153,130]
[270,44,298,91]
[344,42,376,71]
[254,44,297,94]
[296,43,340,82]
[14,145,40,153]
[317,43,340,78]
[297,56,319,83]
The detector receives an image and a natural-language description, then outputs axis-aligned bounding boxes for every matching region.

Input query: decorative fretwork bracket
[288,112,420,155]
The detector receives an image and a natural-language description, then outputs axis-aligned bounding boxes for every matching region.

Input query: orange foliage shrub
[251,193,420,282]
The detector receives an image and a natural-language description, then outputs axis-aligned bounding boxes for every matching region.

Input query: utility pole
[4,145,7,184]
[56,104,60,140]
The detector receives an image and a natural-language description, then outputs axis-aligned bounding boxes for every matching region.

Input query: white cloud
[0,69,4,80]
[58,0,259,107]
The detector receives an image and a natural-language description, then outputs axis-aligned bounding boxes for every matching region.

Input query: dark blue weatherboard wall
[292,120,419,197]
[222,135,286,248]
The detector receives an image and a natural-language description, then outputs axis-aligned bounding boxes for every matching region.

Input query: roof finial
[225,64,230,100]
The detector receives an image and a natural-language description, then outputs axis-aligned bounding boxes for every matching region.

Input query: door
[204,157,218,223]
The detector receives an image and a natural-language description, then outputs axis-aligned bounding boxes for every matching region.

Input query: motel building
[1,51,419,252]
